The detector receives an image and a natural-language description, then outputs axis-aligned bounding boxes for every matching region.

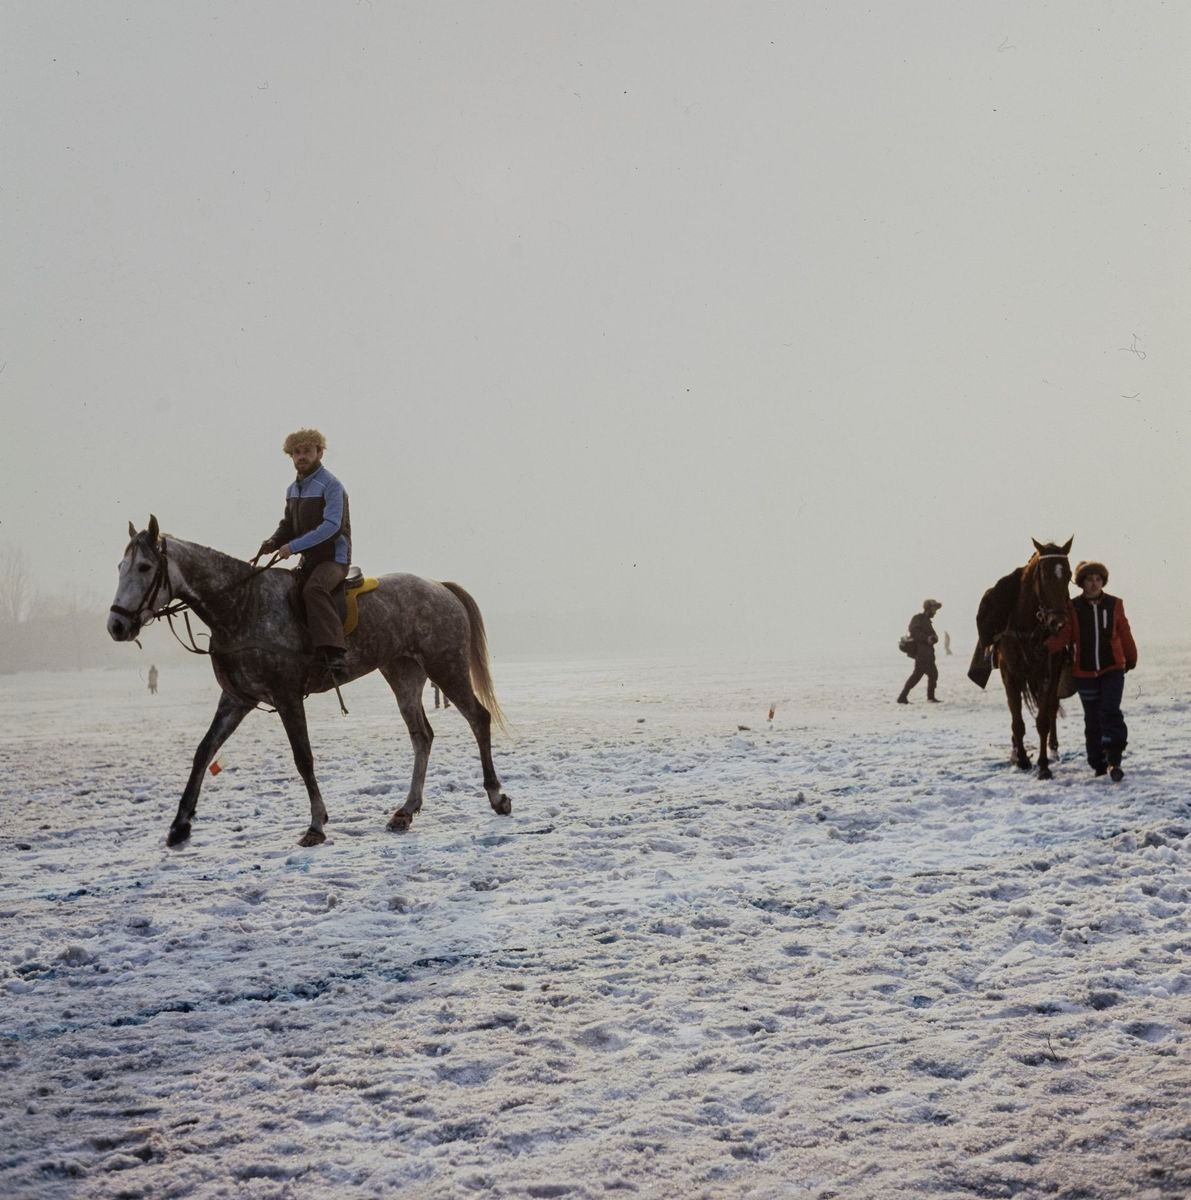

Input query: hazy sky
[4,2,1189,657]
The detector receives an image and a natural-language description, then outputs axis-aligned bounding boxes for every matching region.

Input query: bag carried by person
[898,635,917,657]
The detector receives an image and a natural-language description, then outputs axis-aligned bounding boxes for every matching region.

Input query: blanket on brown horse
[967,568,1023,688]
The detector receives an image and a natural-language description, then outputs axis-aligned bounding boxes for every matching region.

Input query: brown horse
[977,538,1073,779]
[107,517,511,846]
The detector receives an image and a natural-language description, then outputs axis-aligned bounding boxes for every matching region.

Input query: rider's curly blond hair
[282,428,327,454]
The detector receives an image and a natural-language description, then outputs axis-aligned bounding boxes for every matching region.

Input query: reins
[113,538,350,716]
[153,544,283,656]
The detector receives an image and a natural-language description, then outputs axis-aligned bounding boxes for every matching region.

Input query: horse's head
[1028,536,1073,633]
[107,515,168,642]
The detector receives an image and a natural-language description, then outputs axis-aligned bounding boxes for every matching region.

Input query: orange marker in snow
[208,760,223,776]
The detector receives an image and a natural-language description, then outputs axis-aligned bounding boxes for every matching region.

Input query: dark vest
[1073,594,1120,673]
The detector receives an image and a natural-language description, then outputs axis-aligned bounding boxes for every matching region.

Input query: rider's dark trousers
[1075,669,1127,769]
[300,560,348,652]
[900,651,938,700]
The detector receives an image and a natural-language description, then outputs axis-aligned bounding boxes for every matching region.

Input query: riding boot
[320,646,348,684]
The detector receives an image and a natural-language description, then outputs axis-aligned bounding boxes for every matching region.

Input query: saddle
[970,638,1076,699]
[342,570,380,635]
[287,566,379,638]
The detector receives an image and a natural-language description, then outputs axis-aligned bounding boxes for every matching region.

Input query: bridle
[108,533,348,715]
[110,535,281,655]
[109,535,172,630]
[1030,553,1070,633]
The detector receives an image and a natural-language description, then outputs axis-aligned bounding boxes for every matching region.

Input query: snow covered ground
[1,648,1188,1199]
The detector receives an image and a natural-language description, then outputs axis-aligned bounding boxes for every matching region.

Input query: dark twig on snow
[1044,1034,1066,1063]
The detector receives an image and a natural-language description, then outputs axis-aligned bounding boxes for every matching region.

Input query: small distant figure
[148,664,159,695]
[432,683,451,710]
[943,631,953,656]
[897,599,942,704]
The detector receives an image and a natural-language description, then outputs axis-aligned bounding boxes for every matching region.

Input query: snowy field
[1,648,1188,1200]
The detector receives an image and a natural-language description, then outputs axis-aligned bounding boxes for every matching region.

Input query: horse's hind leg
[437,664,510,818]
[380,658,433,833]
[169,692,253,846]
[274,696,328,847]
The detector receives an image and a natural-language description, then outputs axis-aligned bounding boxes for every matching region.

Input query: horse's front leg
[1004,674,1030,769]
[274,696,328,847]
[1036,670,1061,780]
[1035,707,1053,779]
[169,692,253,846]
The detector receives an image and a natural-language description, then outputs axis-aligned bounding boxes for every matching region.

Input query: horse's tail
[441,581,507,732]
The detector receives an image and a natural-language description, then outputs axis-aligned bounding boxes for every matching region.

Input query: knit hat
[1074,561,1108,586]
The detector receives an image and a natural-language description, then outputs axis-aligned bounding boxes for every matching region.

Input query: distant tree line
[0,544,178,674]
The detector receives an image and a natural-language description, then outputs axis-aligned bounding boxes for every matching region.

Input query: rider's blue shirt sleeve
[289,475,344,552]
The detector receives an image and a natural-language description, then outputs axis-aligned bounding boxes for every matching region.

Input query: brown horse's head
[1027,536,1073,632]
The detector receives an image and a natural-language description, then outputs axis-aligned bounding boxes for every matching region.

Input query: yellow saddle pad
[343,578,379,636]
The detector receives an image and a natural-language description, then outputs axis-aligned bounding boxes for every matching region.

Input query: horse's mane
[166,536,256,576]
[158,535,278,633]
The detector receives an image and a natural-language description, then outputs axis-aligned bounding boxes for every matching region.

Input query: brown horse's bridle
[1031,553,1070,633]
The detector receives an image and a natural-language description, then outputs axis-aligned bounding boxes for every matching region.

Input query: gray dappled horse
[107,516,510,846]
[985,538,1073,779]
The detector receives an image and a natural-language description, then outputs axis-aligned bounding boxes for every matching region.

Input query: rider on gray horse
[257,428,351,678]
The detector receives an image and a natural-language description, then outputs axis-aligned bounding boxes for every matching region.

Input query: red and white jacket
[1046,593,1137,679]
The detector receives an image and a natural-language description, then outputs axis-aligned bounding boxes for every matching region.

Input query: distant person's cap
[923,598,942,611]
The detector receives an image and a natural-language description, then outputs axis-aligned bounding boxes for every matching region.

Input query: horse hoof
[298,829,326,847]
[1038,767,1052,781]
[387,813,413,833]
[493,794,512,816]
[167,824,191,847]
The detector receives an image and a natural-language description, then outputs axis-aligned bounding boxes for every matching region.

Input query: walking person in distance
[898,599,943,704]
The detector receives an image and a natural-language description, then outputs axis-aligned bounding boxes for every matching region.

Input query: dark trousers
[901,652,938,699]
[1075,669,1127,769]
[300,560,349,652]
